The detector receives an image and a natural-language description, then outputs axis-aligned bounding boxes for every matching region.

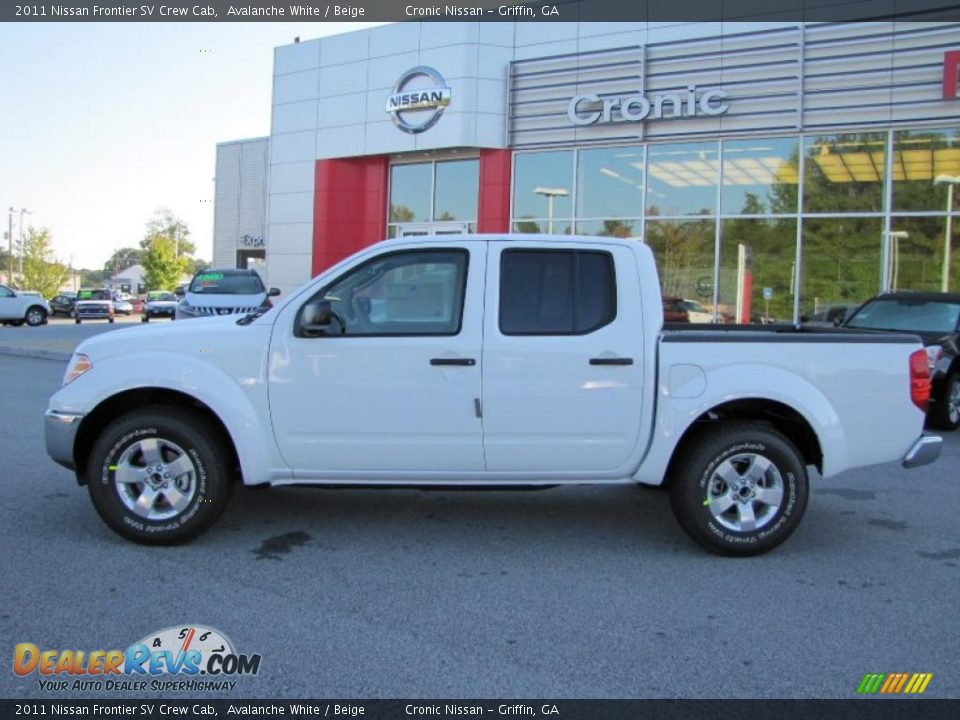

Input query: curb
[0,345,72,362]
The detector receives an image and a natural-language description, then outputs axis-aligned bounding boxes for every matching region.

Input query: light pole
[884,231,909,292]
[6,207,12,285]
[934,175,960,293]
[534,186,569,235]
[17,208,31,278]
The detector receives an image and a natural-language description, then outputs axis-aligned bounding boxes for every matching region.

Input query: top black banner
[6,0,960,23]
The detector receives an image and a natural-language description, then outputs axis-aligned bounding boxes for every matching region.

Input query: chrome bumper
[45,410,83,470]
[902,435,942,469]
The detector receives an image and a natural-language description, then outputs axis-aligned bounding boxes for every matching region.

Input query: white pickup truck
[0,285,50,327]
[45,235,942,555]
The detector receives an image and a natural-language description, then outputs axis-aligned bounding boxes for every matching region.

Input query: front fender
[634,364,846,485]
[48,351,285,485]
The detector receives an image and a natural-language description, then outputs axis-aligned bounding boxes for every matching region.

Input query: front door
[481,241,647,474]
[269,243,485,475]
[0,285,18,320]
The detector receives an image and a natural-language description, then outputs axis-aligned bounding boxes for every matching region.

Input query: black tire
[929,372,960,432]
[668,421,809,557]
[25,306,47,327]
[86,406,233,545]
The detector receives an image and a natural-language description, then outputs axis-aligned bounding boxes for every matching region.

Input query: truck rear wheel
[668,422,808,556]
[928,372,960,431]
[86,406,233,545]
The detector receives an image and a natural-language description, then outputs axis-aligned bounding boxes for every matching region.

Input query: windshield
[846,298,960,335]
[148,292,177,302]
[189,272,264,295]
[77,290,111,301]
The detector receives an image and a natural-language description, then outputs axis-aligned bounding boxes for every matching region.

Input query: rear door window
[499,250,616,335]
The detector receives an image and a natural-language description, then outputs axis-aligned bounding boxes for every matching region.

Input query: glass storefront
[512,127,960,323]
[388,158,479,237]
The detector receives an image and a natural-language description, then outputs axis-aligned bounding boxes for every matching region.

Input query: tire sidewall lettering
[100,426,209,532]
[697,440,798,545]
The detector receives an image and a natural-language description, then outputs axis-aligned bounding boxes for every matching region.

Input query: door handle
[430,358,476,366]
[589,357,633,366]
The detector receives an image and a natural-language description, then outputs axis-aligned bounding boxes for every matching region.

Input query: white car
[141,291,179,322]
[0,285,50,327]
[45,235,941,554]
[176,268,279,320]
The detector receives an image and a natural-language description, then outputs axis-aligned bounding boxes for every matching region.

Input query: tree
[142,208,195,258]
[18,227,70,298]
[142,235,189,291]
[102,247,144,275]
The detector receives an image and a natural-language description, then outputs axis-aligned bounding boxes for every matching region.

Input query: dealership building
[213,20,960,322]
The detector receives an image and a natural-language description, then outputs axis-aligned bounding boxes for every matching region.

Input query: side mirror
[299,300,333,333]
[174,286,185,297]
[268,287,281,297]
[832,316,844,327]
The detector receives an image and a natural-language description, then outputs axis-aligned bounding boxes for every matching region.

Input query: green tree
[142,236,189,291]
[81,269,109,287]
[102,247,144,275]
[19,227,70,298]
[141,208,195,258]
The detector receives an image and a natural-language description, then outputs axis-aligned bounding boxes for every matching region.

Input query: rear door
[481,241,647,473]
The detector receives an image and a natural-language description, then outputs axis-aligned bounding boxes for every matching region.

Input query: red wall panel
[312,156,389,276]
[477,149,512,234]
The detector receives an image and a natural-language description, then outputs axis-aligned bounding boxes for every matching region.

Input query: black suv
[49,293,77,317]
[843,291,960,430]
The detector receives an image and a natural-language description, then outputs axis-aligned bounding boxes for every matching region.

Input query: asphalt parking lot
[1,353,957,699]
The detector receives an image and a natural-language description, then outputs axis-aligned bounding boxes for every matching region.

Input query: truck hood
[74,314,265,361]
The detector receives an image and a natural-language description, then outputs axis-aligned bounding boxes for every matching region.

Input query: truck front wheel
[668,422,809,556]
[86,407,233,545]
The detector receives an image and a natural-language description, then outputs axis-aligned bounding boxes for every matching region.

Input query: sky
[0,21,385,271]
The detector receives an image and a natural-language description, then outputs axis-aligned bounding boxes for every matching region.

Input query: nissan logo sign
[386,66,451,134]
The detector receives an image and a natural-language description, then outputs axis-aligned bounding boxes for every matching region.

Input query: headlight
[64,353,92,385]
[924,345,942,372]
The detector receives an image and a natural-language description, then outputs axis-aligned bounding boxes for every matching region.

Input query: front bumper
[45,410,83,470]
[902,434,943,469]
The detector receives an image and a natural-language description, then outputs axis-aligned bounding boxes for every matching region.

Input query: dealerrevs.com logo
[13,625,261,693]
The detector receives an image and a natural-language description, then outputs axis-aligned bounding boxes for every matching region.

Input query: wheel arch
[663,398,824,487]
[73,388,240,485]
[25,303,48,319]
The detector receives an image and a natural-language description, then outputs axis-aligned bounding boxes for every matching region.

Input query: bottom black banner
[2,699,959,720]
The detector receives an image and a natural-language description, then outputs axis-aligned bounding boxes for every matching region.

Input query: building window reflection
[511,127,959,324]
[388,158,479,236]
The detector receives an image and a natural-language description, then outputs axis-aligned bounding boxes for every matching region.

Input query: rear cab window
[499,249,617,335]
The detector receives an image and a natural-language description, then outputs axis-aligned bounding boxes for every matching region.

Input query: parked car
[73,288,115,324]
[175,269,279,320]
[843,291,960,431]
[0,284,50,327]
[111,292,133,316]
[50,293,78,317]
[45,235,941,554]
[141,291,179,322]
[662,296,691,323]
[801,303,857,327]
